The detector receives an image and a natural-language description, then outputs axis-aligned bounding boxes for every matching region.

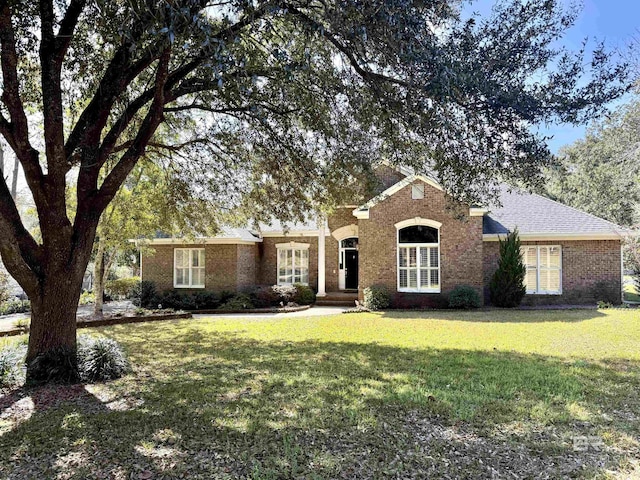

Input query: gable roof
[352,174,487,219]
[483,185,623,240]
[140,227,262,245]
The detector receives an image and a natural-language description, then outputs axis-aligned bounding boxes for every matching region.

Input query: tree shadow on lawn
[1,325,639,479]
[379,308,609,323]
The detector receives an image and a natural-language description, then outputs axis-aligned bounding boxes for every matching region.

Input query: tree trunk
[26,270,84,383]
[93,241,105,318]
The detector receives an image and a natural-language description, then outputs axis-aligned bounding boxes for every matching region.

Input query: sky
[468,0,640,152]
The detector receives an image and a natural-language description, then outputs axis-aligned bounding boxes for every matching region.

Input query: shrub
[363,285,391,311]
[77,335,131,382]
[191,291,220,310]
[0,270,10,305]
[590,280,621,305]
[0,343,27,387]
[105,277,141,299]
[13,317,30,331]
[249,286,281,308]
[293,284,316,305]
[79,291,95,305]
[27,347,80,383]
[271,284,297,304]
[133,281,157,308]
[219,293,255,310]
[0,299,30,316]
[489,229,526,308]
[597,300,613,309]
[448,285,482,309]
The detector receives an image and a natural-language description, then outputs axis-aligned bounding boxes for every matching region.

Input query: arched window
[397,221,440,293]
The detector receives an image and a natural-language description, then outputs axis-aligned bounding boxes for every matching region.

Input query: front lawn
[1,309,640,478]
[624,276,640,302]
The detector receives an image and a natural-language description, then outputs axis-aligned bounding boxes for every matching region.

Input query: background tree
[0,0,629,382]
[490,229,527,308]
[544,97,640,227]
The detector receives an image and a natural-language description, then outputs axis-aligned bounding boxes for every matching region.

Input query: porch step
[316,292,359,307]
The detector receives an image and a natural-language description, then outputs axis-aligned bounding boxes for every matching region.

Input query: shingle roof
[256,216,319,233]
[483,185,622,237]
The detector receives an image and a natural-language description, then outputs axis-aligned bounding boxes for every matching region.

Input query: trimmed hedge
[363,285,391,311]
[136,282,317,311]
[448,285,481,309]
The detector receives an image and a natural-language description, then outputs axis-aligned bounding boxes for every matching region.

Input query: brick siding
[142,244,252,292]
[482,240,622,305]
[359,181,484,307]
[258,236,319,289]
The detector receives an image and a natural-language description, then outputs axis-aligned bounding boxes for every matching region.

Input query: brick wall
[142,243,251,293]
[258,236,319,289]
[359,180,484,307]
[482,240,622,305]
[237,244,258,290]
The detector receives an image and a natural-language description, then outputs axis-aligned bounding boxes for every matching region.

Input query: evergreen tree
[490,229,527,308]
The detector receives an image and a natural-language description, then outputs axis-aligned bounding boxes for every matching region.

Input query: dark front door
[344,250,359,290]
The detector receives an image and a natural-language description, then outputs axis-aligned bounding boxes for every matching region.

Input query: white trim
[331,224,359,241]
[173,248,206,289]
[317,220,327,297]
[483,233,622,241]
[261,230,330,237]
[621,242,625,304]
[140,237,260,245]
[275,242,310,250]
[396,220,441,294]
[469,207,489,216]
[338,236,359,290]
[276,244,310,286]
[521,245,562,295]
[394,217,442,230]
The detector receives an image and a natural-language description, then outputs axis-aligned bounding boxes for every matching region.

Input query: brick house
[140,166,623,306]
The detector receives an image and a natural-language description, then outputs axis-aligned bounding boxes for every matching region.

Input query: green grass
[1,309,640,478]
[624,276,640,302]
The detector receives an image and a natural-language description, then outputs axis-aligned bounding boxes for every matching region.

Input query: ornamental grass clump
[77,335,131,382]
[0,343,27,387]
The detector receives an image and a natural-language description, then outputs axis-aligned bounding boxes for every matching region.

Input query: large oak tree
[0,0,629,382]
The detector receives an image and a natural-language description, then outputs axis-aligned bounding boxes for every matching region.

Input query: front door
[344,250,359,290]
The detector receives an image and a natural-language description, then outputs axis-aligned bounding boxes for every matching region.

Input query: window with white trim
[397,225,440,292]
[521,245,562,294]
[174,248,205,288]
[277,244,309,285]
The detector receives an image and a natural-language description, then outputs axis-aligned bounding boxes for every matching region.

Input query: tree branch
[0,2,46,200]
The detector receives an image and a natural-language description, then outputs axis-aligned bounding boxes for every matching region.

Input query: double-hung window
[521,245,562,294]
[174,248,205,288]
[276,243,310,285]
[397,223,440,293]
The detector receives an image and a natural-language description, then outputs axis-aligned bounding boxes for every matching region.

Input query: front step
[316,291,359,307]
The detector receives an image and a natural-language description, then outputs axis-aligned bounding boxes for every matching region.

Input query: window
[411,184,425,199]
[397,224,440,293]
[174,248,205,288]
[276,243,309,285]
[521,245,562,294]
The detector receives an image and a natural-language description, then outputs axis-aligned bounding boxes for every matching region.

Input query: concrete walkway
[0,302,348,333]
[193,306,348,319]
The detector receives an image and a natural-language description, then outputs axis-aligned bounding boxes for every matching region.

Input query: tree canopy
[544,96,640,227]
[0,0,630,381]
